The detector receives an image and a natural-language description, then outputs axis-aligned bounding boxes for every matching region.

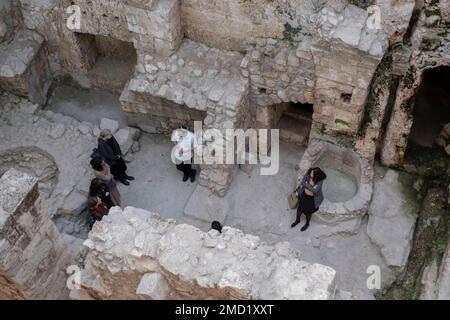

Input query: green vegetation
[347,0,375,10]
[334,118,351,127]
[420,37,441,51]
[357,54,393,137]
[404,142,450,181]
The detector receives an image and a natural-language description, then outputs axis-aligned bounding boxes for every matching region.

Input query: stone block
[136,272,170,299]
[100,118,119,134]
[0,168,37,215]
[0,29,52,105]
[115,128,135,155]
[62,190,87,215]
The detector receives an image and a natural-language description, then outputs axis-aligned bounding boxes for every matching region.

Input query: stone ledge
[76,206,337,300]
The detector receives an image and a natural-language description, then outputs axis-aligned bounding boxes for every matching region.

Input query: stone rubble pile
[72,206,337,300]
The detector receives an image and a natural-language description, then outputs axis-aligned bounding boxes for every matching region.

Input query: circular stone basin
[321,168,358,203]
[296,140,373,223]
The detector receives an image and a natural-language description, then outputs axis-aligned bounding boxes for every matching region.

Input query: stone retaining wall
[0,169,71,299]
[72,206,337,300]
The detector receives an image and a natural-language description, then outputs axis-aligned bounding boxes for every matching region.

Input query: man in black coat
[96,129,134,185]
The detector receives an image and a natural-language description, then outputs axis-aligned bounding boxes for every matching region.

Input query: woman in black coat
[291,167,327,231]
[96,129,134,185]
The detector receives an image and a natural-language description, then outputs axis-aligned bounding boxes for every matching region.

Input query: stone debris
[74,207,337,300]
[0,92,96,217]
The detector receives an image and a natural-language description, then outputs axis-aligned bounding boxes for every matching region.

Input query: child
[87,196,109,229]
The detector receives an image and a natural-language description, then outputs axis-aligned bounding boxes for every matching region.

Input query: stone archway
[407,66,450,148]
[381,62,450,166]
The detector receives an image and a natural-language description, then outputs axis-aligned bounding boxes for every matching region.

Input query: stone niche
[0,169,71,299]
[59,0,183,73]
[72,33,137,93]
[71,206,337,300]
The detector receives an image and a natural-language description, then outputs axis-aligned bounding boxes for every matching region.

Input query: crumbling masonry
[1,0,450,300]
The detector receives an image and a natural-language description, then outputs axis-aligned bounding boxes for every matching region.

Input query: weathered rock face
[380,0,450,166]
[367,169,419,270]
[0,0,21,44]
[73,206,337,300]
[435,123,450,155]
[0,169,71,299]
[0,29,53,105]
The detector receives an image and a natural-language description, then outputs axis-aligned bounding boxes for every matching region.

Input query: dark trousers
[294,209,312,226]
[176,161,194,177]
[109,158,127,180]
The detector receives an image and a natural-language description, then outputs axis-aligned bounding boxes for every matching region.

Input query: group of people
[86,129,135,228]
[85,127,198,228]
[83,127,326,232]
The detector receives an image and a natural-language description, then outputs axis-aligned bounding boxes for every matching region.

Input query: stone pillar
[310,43,380,137]
[0,169,71,299]
[125,0,183,56]
[381,64,422,166]
[354,56,393,162]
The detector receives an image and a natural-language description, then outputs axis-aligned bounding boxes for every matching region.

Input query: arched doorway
[407,66,450,148]
[403,66,450,176]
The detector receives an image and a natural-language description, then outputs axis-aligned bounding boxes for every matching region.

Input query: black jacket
[96,137,122,163]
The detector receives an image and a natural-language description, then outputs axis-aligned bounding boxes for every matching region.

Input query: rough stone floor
[1,87,403,299]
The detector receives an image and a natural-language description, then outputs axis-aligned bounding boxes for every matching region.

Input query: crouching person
[87,196,109,229]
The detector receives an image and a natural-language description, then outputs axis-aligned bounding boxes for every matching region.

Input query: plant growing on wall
[274,0,312,42]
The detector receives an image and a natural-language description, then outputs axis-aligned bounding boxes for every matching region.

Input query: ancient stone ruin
[0,0,450,300]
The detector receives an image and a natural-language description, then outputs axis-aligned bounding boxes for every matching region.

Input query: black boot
[291,211,302,228]
[190,170,197,183]
[119,179,130,186]
[301,223,310,232]
[182,173,189,182]
[125,175,135,181]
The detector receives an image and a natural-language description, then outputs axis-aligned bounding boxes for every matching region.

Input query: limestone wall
[181,0,286,51]
[245,41,316,108]
[0,169,71,299]
[72,206,337,300]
